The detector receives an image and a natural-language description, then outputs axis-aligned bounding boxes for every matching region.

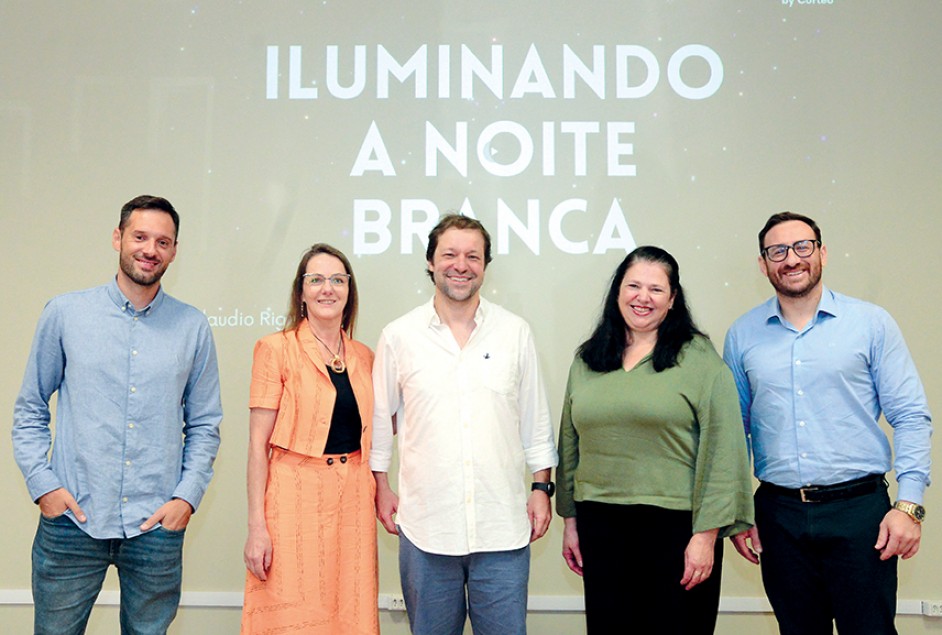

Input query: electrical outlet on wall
[921,601,942,617]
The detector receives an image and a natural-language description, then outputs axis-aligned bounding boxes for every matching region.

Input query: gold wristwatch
[893,501,926,524]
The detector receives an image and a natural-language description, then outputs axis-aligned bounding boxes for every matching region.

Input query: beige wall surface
[2,1,940,633]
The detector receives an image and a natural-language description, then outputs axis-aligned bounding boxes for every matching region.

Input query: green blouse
[556,335,753,536]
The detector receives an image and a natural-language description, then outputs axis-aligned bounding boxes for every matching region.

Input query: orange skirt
[241,448,379,634]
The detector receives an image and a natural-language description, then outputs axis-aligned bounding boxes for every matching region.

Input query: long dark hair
[578,246,704,373]
[283,243,359,336]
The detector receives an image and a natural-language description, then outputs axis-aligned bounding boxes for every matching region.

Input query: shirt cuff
[524,446,559,474]
[896,477,926,506]
[369,455,391,472]
[27,469,63,503]
[171,482,205,513]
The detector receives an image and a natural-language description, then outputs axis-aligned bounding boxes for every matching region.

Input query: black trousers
[576,501,723,635]
[755,482,898,635]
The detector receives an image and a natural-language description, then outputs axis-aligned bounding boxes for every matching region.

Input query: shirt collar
[816,286,838,318]
[425,296,487,328]
[107,276,165,315]
[764,285,837,326]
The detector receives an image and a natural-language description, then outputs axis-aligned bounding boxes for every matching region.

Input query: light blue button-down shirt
[13,278,222,539]
[723,287,932,504]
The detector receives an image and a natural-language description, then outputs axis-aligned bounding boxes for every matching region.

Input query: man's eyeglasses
[761,239,821,263]
[302,273,351,287]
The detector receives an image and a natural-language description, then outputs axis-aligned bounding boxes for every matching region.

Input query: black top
[322,367,362,454]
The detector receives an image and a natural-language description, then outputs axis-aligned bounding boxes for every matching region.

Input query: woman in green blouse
[556,246,753,634]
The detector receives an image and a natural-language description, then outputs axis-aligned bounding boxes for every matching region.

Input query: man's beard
[770,263,821,298]
[120,252,166,287]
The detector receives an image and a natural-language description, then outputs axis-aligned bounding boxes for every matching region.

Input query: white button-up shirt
[371,298,558,555]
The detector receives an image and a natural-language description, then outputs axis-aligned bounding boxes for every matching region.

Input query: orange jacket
[249,322,374,458]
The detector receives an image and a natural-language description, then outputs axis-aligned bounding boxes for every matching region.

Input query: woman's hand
[244,525,274,581]
[245,408,277,581]
[680,528,719,590]
[562,517,584,576]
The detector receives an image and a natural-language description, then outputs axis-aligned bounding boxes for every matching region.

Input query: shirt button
[128,423,135,429]
[797,389,804,396]
[132,350,138,356]
[125,460,131,466]
[799,421,806,427]
[795,359,802,366]
[801,452,808,458]
[133,317,139,321]
[122,497,128,503]
[130,386,136,393]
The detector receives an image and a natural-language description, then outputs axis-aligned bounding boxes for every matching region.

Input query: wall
[2,1,940,633]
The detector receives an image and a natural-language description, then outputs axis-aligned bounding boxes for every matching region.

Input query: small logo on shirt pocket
[478,354,516,395]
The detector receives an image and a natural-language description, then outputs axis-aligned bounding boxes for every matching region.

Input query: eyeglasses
[302,273,351,287]
[761,239,821,262]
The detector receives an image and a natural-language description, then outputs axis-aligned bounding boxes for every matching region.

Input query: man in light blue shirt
[723,211,931,635]
[13,195,222,635]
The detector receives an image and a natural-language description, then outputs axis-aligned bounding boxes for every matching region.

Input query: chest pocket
[472,350,518,396]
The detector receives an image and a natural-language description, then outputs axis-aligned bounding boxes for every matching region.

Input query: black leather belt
[761,474,885,503]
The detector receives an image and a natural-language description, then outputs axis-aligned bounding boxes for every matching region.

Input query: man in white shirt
[371,214,558,635]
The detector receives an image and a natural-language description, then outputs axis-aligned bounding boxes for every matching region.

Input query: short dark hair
[578,246,704,373]
[758,211,821,252]
[119,195,180,241]
[284,243,359,336]
[425,213,493,282]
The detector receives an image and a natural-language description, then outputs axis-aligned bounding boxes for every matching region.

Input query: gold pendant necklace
[311,330,346,373]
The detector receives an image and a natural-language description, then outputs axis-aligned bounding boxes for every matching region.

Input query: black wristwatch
[531,482,556,497]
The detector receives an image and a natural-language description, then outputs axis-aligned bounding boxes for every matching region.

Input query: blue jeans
[398,529,529,635]
[32,514,185,635]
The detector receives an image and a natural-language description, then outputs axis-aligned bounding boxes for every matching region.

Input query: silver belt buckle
[799,486,818,503]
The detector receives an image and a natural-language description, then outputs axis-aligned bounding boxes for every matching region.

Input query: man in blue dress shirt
[723,211,932,635]
[13,195,222,635]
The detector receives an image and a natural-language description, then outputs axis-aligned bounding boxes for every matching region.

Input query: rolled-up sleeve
[517,328,557,473]
[370,330,400,473]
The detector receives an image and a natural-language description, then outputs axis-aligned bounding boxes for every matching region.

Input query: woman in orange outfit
[241,244,379,634]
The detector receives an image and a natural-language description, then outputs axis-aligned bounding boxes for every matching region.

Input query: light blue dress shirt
[13,278,222,539]
[723,287,932,504]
